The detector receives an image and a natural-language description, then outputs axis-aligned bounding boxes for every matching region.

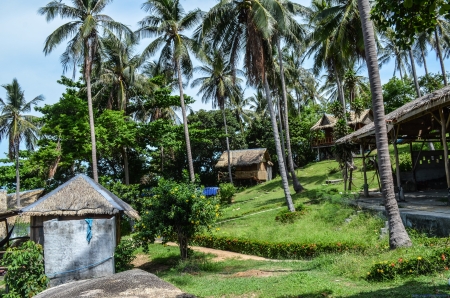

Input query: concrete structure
[44,217,116,287]
[355,190,450,236]
[20,174,140,287]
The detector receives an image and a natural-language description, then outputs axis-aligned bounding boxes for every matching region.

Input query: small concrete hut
[215,148,273,182]
[20,174,140,287]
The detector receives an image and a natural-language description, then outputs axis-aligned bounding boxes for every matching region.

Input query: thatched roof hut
[311,109,373,131]
[336,85,450,145]
[21,174,139,220]
[215,148,273,182]
[215,148,272,168]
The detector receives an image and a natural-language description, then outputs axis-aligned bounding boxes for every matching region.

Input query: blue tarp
[203,187,219,196]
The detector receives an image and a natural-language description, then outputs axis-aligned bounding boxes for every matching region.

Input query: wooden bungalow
[215,148,273,183]
[336,85,450,199]
[311,109,373,160]
[20,174,140,286]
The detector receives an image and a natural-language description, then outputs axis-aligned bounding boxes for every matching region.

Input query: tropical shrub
[134,179,220,259]
[367,249,450,281]
[1,241,48,298]
[114,238,136,273]
[275,203,307,224]
[219,183,236,204]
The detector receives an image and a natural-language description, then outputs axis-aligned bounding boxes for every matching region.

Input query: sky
[0,0,447,157]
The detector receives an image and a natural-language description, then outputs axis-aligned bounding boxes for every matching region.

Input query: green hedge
[191,235,367,259]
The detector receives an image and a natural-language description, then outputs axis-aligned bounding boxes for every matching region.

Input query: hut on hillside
[20,174,140,287]
[311,109,373,160]
[215,148,273,183]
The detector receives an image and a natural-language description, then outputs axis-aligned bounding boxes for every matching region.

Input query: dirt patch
[167,243,268,262]
[232,269,278,277]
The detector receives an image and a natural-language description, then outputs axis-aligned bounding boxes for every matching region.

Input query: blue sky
[0,0,447,157]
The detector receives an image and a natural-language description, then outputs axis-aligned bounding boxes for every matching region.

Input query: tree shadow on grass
[276,280,450,298]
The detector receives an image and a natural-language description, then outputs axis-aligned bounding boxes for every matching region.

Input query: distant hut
[20,174,140,287]
[215,148,273,183]
[311,109,373,160]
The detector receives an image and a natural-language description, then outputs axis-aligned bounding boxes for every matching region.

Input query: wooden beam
[439,107,450,204]
[391,125,404,200]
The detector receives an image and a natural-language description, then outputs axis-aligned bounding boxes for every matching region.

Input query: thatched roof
[336,85,450,144]
[311,109,372,131]
[215,148,272,168]
[20,175,140,220]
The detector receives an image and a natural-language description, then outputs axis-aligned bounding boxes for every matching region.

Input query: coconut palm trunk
[221,106,233,183]
[276,96,290,178]
[409,49,421,98]
[176,59,195,182]
[15,140,20,208]
[277,39,303,192]
[84,43,99,183]
[263,75,295,212]
[435,28,448,86]
[357,0,412,248]
[421,48,429,76]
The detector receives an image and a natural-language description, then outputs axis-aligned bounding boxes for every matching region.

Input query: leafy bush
[367,249,450,281]
[219,183,236,204]
[1,241,48,298]
[275,204,307,224]
[114,238,136,273]
[192,235,366,259]
[135,179,221,259]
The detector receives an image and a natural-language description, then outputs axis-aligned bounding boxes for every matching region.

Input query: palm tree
[272,1,307,193]
[198,0,296,211]
[0,79,43,207]
[378,28,410,79]
[191,49,243,183]
[39,0,134,182]
[357,0,412,248]
[93,34,153,185]
[136,0,203,183]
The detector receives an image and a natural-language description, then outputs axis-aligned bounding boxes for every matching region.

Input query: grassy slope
[142,146,450,297]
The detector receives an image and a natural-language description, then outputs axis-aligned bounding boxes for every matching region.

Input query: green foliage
[192,235,366,259]
[419,73,445,94]
[367,249,450,281]
[371,0,449,49]
[134,179,221,259]
[382,77,416,114]
[219,183,236,204]
[114,238,136,273]
[399,152,413,172]
[275,204,306,224]
[1,241,48,297]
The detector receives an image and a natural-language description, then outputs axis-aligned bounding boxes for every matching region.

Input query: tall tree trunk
[123,146,129,185]
[221,107,233,183]
[399,63,404,80]
[409,49,421,98]
[435,28,448,86]
[84,46,98,183]
[176,59,195,183]
[335,69,347,118]
[421,48,429,76]
[15,141,20,208]
[277,39,303,192]
[276,96,290,179]
[358,0,412,248]
[263,75,295,212]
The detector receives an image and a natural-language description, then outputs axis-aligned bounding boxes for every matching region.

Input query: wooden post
[439,107,450,205]
[390,125,404,201]
[361,143,369,197]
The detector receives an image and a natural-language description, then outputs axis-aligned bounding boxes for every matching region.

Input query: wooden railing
[311,137,334,147]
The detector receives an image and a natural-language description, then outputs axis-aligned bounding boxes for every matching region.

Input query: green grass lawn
[136,154,450,297]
